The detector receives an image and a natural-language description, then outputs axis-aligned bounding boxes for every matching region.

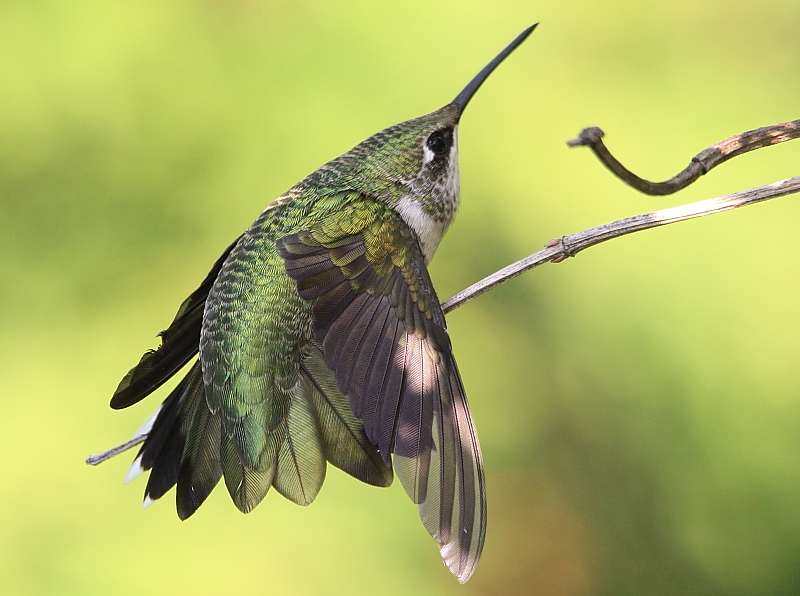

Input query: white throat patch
[395,196,449,263]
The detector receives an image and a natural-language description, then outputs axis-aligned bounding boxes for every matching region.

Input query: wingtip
[441,542,478,584]
[453,562,477,584]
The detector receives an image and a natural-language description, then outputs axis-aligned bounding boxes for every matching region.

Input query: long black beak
[452,24,537,117]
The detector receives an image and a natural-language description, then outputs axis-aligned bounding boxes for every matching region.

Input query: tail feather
[128,363,203,504]
[220,436,276,514]
[176,386,222,520]
[273,387,326,506]
[125,347,395,517]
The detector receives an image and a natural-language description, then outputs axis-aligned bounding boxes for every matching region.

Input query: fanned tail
[121,344,391,515]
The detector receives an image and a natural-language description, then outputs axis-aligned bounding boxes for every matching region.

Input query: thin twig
[442,176,800,313]
[568,119,800,195]
[86,435,146,465]
[85,402,162,465]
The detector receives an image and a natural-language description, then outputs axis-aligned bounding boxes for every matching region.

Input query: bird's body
[108,26,535,583]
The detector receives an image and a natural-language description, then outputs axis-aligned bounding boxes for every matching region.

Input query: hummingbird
[109,24,536,583]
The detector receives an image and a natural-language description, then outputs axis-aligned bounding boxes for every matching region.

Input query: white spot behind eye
[422,130,455,165]
[422,144,436,165]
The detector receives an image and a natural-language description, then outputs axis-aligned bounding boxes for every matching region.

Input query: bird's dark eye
[426,130,451,156]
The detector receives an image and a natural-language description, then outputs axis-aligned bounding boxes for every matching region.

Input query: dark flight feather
[141,366,199,502]
[110,237,241,410]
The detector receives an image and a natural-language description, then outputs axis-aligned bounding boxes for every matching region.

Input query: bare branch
[568,119,800,195]
[442,176,800,313]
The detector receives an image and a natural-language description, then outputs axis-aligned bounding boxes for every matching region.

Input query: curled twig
[568,119,800,195]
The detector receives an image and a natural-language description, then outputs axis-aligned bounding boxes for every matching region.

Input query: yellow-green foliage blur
[2,1,799,595]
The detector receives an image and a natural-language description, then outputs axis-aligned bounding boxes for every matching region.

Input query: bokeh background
[2,1,799,594]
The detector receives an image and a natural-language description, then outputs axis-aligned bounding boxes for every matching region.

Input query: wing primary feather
[111,237,241,410]
[139,363,204,502]
[358,297,396,423]
[322,292,371,371]
[332,294,380,393]
[339,295,386,400]
[136,374,186,473]
[450,365,486,581]
[393,335,434,504]
[110,321,199,410]
[422,361,485,584]
[375,323,407,458]
[176,392,223,520]
[360,316,400,456]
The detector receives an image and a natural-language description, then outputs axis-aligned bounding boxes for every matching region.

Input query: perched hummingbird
[109,25,536,583]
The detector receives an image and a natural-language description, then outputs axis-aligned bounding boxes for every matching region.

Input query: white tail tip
[123,454,145,485]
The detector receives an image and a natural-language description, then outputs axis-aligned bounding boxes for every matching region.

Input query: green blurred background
[1,1,799,594]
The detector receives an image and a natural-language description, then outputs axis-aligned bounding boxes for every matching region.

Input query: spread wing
[276,198,486,583]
